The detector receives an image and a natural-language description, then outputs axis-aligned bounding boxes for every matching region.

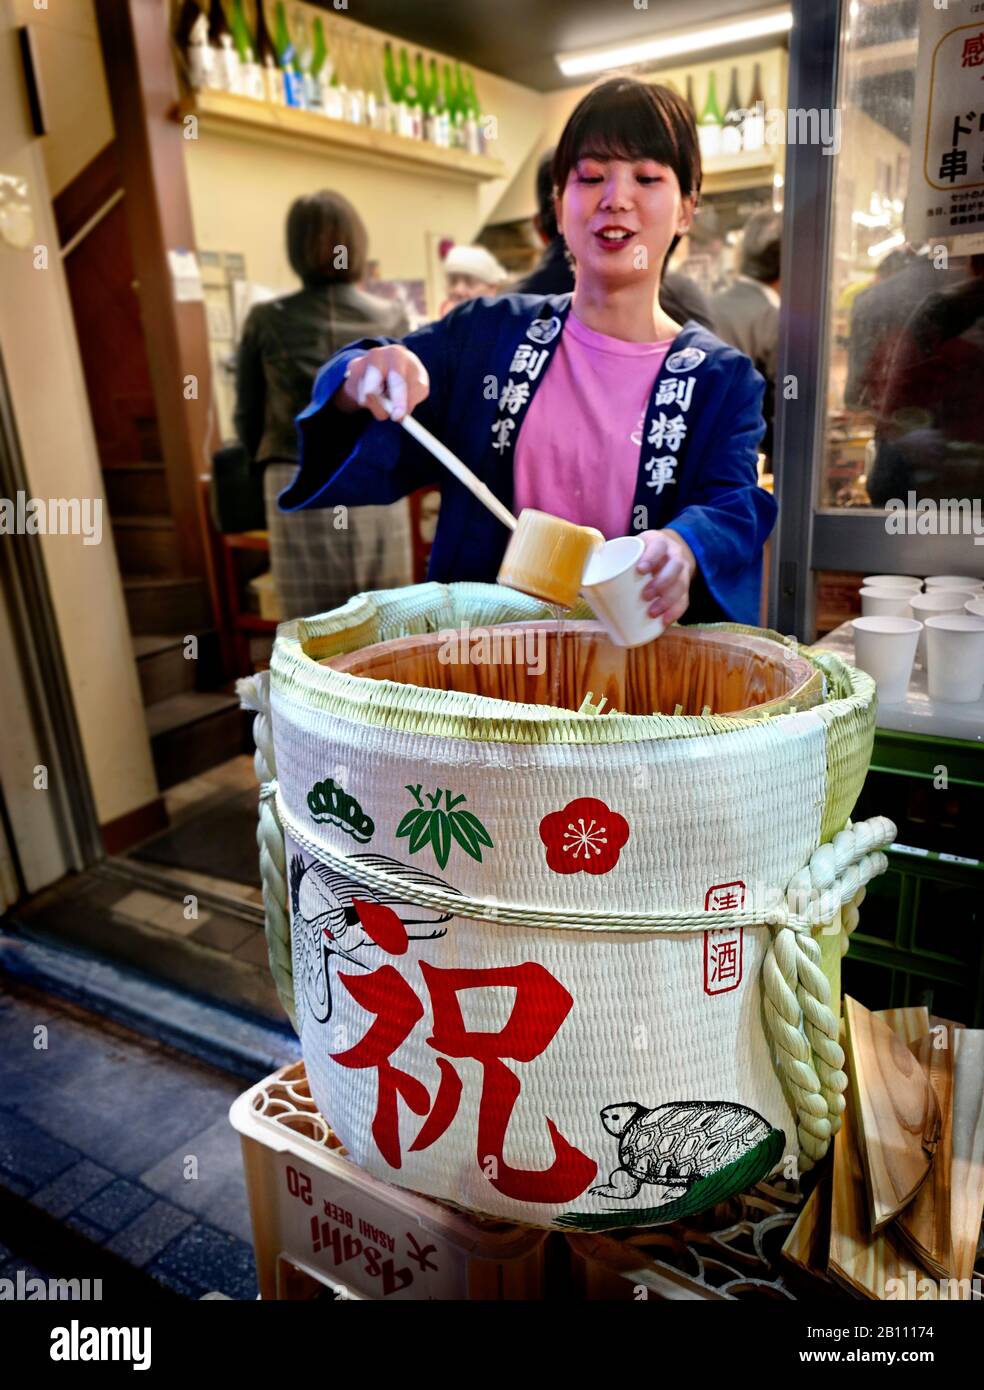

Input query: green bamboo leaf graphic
[396,809,425,839]
[430,810,451,869]
[408,811,434,855]
[449,812,483,862]
[456,810,493,848]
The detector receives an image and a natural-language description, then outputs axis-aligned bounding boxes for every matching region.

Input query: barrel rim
[269,582,876,748]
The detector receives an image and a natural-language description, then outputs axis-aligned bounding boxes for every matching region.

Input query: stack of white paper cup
[852,616,922,704]
[862,576,922,592]
[924,614,984,703]
[859,587,914,619]
[910,590,971,663]
[924,576,984,593]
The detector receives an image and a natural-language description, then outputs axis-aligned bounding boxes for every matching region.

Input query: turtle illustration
[590,1100,774,1202]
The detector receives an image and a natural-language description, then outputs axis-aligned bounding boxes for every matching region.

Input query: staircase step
[124,577,210,635]
[112,515,180,578]
[146,691,252,790]
[103,463,169,517]
[133,630,224,705]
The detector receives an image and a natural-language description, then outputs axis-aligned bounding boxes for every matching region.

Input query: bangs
[569,89,679,171]
[553,77,701,199]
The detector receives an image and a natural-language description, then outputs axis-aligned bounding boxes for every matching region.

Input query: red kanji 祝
[330,902,597,1204]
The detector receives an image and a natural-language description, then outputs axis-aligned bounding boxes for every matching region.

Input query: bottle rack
[175,89,507,183]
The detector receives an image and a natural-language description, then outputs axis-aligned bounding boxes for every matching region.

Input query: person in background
[712,208,781,464]
[439,244,508,315]
[235,190,413,620]
[516,148,716,330]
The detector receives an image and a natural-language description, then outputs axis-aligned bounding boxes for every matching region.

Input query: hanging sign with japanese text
[908,3,984,242]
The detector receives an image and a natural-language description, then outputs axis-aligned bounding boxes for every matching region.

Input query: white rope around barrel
[760,815,896,1169]
[237,672,296,1030]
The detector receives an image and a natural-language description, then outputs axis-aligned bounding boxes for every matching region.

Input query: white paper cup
[965,596,984,618]
[910,590,973,662]
[862,575,922,592]
[924,575,984,591]
[859,587,914,619]
[924,614,984,702]
[580,536,665,648]
[852,616,921,704]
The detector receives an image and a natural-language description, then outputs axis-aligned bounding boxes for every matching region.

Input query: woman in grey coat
[235,190,413,619]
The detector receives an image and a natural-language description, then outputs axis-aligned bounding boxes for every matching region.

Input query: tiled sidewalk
[0,982,262,1300]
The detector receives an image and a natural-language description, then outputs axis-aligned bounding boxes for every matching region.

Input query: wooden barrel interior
[324,621,822,717]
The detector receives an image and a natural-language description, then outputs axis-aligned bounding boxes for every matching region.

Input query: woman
[282,79,777,627]
[234,190,413,620]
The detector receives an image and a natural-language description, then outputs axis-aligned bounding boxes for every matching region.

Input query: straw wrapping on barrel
[248,584,896,1188]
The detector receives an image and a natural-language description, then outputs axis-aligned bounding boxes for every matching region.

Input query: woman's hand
[335,346,430,422]
[637,529,697,625]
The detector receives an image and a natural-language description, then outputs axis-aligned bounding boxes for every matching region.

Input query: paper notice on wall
[907,4,984,243]
[167,248,205,302]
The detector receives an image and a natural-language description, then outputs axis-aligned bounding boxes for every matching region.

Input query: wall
[13,0,113,195]
[0,0,159,845]
[181,9,547,303]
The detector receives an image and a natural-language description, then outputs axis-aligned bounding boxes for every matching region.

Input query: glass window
[820,0,984,512]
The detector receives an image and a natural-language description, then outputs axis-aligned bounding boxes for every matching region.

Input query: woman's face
[557,153,695,290]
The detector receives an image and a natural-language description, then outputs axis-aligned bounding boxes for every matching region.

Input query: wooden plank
[875,1006,930,1045]
[950,1029,984,1287]
[781,1173,832,1279]
[844,996,940,1232]
[829,1043,939,1300]
[894,1027,956,1278]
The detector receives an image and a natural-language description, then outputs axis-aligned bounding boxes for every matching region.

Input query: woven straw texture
[257,582,882,1230]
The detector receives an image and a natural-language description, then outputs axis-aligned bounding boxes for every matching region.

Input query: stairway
[104,461,250,792]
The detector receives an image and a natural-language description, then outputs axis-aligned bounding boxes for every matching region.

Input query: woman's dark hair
[286,190,368,287]
[552,77,702,265]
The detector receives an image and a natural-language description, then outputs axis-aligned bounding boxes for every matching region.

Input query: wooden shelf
[176,91,508,184]
[702,147,781,194]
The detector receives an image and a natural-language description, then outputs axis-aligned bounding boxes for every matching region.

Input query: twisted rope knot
[761,814,896,1169]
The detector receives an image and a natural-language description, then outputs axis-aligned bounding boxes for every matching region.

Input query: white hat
[443,244,508,284]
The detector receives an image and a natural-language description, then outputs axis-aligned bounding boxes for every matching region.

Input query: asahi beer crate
[230,1062,549,1300]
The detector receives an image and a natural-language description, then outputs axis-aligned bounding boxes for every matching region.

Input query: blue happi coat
[281,292,777,624]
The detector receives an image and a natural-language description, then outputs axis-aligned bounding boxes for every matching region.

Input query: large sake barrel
[256,582,891,1232]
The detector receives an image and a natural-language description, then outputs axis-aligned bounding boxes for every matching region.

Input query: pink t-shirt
[512,313,673,538]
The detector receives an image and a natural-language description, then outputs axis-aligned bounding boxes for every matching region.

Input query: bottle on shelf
[231,0,263,99]
[443,61,462,148]
[309,17,329,114]
[207,0,240,93]
[176,1,213,91]
[398,46,417,138]
[411,52,427,140]
[697,71,723,159]
[425,57,448,146]
[456,62,478,155]
[685,73,696,117]
[356,32,379,129]
[254,0,284,104]
[274,2,305,108]
[722,65,744,155]
[465,69,484,154]
[339,26,365,126]
[743,61,766,152]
